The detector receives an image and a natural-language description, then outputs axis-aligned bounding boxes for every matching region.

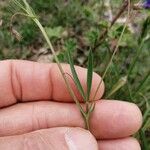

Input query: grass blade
[142,118,150,131]
[139,130,149,150]
[87,50,93,101]
[67,48,86,101]
[133,71,150,98]
[106,76,127,98]
[22,0,35,16]
[22,0,31,12]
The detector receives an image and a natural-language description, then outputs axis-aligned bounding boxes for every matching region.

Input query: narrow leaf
[139,130,149,150]
[133,71,150,98]
[87,50,93,101]
[142,118,150,131]
[22,0,36,16]
[22,0,31,12]
[106,76,127,98]
[140,16,150,42]
[89,103,95,113]
[67,49,86,101]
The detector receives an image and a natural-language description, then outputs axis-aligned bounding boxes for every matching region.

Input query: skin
[0,60,142,150]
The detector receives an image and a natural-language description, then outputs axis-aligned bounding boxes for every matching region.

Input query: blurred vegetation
[0,0,150,149]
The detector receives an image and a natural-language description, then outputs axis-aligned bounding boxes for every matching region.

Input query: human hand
[0,60,142,150]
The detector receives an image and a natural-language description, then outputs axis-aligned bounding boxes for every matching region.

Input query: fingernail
[64,128,98,150]
[65,129,78,150]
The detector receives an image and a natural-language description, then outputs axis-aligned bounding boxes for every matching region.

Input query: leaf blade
[106,76,127,98]
[87,50,93,101]
[67,48,86,101]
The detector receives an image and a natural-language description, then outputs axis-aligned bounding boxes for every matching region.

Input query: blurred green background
[0,0,150,149]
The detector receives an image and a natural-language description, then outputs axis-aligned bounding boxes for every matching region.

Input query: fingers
[91,100,142,139]
[0,128,141,150]
[0,129,141,150]
[0,127,98,150]
[98,137,141,150]
[0,60,104,108]
[0,100,142,139]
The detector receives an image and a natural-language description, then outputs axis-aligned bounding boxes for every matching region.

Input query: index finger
[0,60,105,108]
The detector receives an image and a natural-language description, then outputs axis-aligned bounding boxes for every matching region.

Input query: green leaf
[87,50,93,101]
[67,48,86,101]
[106,76,127,98]
[45,26,64,39]
[140,16,150,42]
[86,29,99,46]
[133,71,150,98]
[139,130,149,150]
[142,118,150,131]
[65,39,76,54]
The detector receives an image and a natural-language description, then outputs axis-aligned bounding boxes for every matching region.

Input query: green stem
[85,116,90,130]
[33,18,85,115]
[33,18,95,131]
[139,129,149,150]
[11,0,92,130]
[93,0,131,100]
[93,14,130,100]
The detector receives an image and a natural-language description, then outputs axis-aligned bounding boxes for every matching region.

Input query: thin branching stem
[92,0,131,101]
[11,0,95,129]
[34,18,85,115]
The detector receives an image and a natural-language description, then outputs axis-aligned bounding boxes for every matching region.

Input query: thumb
[0,127,98,150]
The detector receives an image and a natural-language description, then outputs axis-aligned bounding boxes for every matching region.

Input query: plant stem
[85,116,90,130]
[35,16,94,130]
[92,0,131,100]
[33,18,85,114]
[11,0,94,130]
[85,102,90,130]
